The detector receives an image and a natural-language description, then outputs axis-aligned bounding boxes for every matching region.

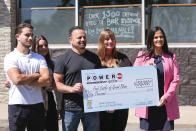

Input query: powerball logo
[86,72,123,84]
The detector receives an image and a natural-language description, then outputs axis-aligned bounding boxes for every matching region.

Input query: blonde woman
[97,29,132,131]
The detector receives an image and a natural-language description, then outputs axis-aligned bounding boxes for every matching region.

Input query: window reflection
[21,0,143,8]
[21,0,62,8]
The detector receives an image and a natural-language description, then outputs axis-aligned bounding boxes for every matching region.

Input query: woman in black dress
[97,29,132,131]
[32,35,62,131]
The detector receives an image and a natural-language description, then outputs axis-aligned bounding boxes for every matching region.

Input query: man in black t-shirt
[54,26,101,131]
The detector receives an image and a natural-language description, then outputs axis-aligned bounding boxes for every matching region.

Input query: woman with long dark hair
[32,35,62,131]
[134,27,180,131]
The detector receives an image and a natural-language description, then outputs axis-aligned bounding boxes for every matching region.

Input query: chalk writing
[83,6,141,43]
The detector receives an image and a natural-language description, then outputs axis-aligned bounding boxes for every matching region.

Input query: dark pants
[44,92,59,131]
[8,103,45,131]
[100,109,128,131]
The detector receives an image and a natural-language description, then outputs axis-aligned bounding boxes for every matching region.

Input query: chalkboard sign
[83,6,141,44]
[31,8,75,44]
[150,5,196,43]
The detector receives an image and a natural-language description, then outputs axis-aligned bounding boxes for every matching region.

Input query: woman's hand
[4,80,11,88]
[107,110,115,113]
[157,96,167,107]
[57,110,61,120]
[147,61,156,66]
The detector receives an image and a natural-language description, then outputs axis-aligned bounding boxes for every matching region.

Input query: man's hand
[54,73,82,93]
[71,83,83,93]
[29,68,51,87]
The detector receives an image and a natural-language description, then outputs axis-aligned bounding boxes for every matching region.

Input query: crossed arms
[7,67,51,87]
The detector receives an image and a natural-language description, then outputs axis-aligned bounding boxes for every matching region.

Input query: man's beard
[22,42,32,48]
[78,42,86,49]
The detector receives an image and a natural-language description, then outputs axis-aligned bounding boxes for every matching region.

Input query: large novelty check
[81,66,159,113]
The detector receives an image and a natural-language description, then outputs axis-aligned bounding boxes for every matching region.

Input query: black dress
[140,55,174,130]
[45,91,59,131]
[100,52,132,131]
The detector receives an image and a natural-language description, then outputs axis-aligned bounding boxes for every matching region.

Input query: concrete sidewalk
[0,103,8,131]
[0,104,196,130]
[127,106,196,126]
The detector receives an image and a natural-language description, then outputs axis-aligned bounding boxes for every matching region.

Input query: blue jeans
[61,110,99,131]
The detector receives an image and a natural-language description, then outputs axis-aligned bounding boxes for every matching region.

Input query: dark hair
[15,23,33,35]
[144,26,173,58]
[32,35,54,71]
[69,26,84,37]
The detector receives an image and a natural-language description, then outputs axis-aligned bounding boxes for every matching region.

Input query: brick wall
[0,0,16,103]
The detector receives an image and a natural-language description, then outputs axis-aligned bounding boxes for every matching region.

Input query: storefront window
[18,0,196,46]
[146,0,196,44]
[20,0,75,44]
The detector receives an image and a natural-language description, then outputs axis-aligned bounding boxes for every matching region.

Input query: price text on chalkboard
[83,6,141,44]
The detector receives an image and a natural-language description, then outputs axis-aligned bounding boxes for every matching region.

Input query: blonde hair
[97,29,119,67]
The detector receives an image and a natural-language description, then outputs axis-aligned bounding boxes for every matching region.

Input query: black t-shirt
[54,49,101,111]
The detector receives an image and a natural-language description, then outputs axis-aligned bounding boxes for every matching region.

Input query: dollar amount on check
[81,66,159,113]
